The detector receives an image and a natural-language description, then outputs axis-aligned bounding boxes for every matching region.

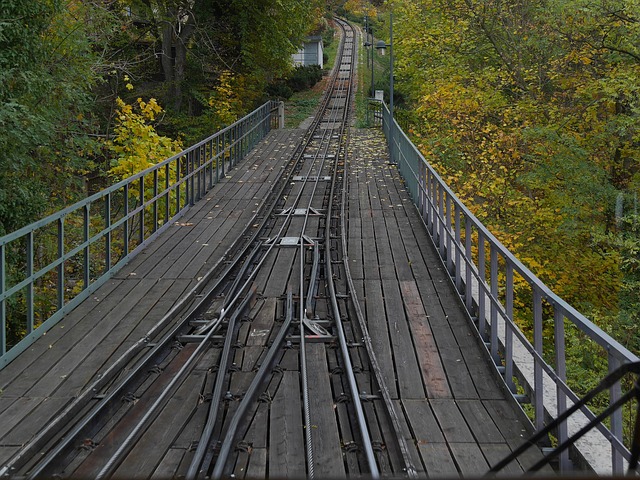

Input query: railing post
[0,243,5,356]
[609,354,624,474]
[189,151,195,206]
[83,204,90,289]
[446,195,453,273]
[139,177,145,245]
[465,217,473,312]
[418,161,425,222]
[164,164,170,223]
[490,245,499,364]
[505,264,515,392]
[478,232,486,340]
[454,206,462,294]
[124,186,130,256]
[26,231,34,333]
[554,307,570,471]
[57,217,65,308]
[533,287,544,431]
[426,169,433,233]
[195,147,201,202]
[207,141,213,190]
[105,194,111,272]
[153,169,159,233]
[176,158,181,213]
[438,185,445,256]
[222,132,226,178]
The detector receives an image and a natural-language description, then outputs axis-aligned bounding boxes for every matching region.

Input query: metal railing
[0,100,283,369]
[377,100,640,474]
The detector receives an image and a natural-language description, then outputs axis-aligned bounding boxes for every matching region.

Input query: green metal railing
[376,100,640,474]
[0,100,282,369]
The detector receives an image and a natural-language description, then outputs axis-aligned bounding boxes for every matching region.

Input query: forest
[349,0,640,365]
[2,0,638,367]
[0,0,330,237]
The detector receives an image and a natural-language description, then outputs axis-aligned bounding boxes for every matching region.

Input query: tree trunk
[160,19,174,84]
[172,15,195,111]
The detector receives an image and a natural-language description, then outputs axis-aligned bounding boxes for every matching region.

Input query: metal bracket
[277,207,325,216]
[265,235,316,247]
[292,175,332,181]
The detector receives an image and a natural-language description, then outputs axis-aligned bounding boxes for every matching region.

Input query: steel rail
[334,17,419,477]
[8,82,316,480]
[320,18,381,477]
[93,286,257,480]
[185,279,261,480]
[188,18,356,478]
[6,19,359,478]
[209,289,295,478]
[295,19,356,477]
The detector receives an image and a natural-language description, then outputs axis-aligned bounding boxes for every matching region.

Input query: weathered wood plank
[429,399,475,443]
[457,399,505,444]
[382,279,425,399]
[482,399,554,474]
[402,399,445,444]
[306,343,345,478]
[400,280,452,399]
[418,443,458,477]
[269,370,305,478]
[449,442,490,475]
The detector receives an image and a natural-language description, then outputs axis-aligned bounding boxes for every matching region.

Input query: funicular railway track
[2,19,417,479]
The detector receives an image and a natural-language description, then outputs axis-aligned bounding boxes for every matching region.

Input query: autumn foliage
[391,0,639,353]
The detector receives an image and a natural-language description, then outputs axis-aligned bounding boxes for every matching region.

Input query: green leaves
[393,0,640,334]
[0,0,102,234]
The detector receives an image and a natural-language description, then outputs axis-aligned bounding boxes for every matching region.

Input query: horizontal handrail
[377,100,639,474]
[0,100,283,369]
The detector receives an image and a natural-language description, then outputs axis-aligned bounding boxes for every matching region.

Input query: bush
[287,65,323,92]
[266,81,294,100]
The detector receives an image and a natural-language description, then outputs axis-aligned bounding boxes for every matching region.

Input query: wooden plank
[429,399,475,443]
[480,443,524,475]
[457,400,505,444]
[0,396,43,441]
[112,372,204,477]
[0,279,122,391]
[306,343,345,477]
[482,399,554,474]
[402,399,445,444]
[0,396,71,446]
[70,344,199,477]
[269,370,305,478]
[150,448,185,479]
[383,209,414,282]
[418,443,458,477]
[246,447,267,478]
[449,442,490,475]
[0,280,128,394]
[327,347,360,476]
[60,279,181,395]
[363,280,397,399]
[382,279,425,399]
[246,298,277,346]
[400,280,452,399]
[106,278,194,364]
[390,399,426,476]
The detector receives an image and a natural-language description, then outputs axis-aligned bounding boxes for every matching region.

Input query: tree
[392,0,639,318]
[0,0,101,235]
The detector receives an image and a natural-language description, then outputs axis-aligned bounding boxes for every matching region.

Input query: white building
[292,36,324,68]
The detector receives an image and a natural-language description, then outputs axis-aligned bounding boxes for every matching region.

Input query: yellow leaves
[206,71,247,129]
[108,97,182,182]
[124,74,134,91]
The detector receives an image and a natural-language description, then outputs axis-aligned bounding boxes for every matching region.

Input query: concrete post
[278,101,285,129]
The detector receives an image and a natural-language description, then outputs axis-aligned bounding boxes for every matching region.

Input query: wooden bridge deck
[0,127,551,476]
